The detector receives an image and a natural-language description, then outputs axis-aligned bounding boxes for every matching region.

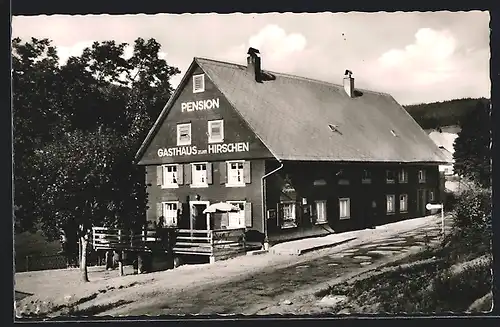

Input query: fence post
[441,203,445,239]
[242,228,246,250]
[118,229,124,276]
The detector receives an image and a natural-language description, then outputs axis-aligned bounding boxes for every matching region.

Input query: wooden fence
[92,226,247,262]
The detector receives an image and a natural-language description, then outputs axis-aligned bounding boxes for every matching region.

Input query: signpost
[426,203,445,238]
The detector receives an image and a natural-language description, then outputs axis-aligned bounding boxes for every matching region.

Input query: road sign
[426,203,446,239]
[426,203,443,210]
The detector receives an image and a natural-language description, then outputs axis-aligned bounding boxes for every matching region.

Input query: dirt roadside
[15,215,449,318]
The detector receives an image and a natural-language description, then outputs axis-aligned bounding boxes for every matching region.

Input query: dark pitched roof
[136,57,448,164]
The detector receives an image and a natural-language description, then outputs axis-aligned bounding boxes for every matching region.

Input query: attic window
[193,74,205,93]
[390,129,397,137]
[328,124,342,135]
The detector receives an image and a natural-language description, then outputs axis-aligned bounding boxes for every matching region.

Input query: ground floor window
[429,190,435,202]
[162,202,178,226]
[281,202,297,228]
[400,194,408,213]
[227,201,245,228]
[339,198,350,220]
[315,200,327,224]
[386,195,395,214]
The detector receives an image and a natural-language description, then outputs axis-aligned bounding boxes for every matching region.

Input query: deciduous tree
[13,37,180,280]
[453,100,491,188]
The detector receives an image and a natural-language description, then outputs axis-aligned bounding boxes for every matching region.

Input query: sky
[12,11,490,105]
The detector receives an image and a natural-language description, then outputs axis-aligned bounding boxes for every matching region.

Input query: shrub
[443,191,457,211]
[430,259,492,312]
[451,184,492,254]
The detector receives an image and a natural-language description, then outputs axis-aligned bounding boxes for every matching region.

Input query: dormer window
[193,74,205,93]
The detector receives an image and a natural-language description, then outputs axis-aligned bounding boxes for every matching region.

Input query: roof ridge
[195,57,391,97]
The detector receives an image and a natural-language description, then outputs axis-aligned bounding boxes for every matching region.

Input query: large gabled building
[135,48,448,249]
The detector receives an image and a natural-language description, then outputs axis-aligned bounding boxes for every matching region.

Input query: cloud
[12,13,488,105]
[361,28,490,103]
[56,40,95,66]
[377,28,457,85]
[221,24,308,72]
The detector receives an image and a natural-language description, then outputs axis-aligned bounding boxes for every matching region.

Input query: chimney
[343,69,354,97]
[247,47,262,82]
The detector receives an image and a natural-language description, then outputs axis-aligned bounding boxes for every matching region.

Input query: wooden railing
[173,229,212,255]
[211,228,247,260]
[92,227,157,251]
[92,226,247,261]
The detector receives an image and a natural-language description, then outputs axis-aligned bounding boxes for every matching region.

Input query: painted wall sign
[157,142,250,158]
[181,98,220,113]
[158,146,199,157]
[208,142,249,154]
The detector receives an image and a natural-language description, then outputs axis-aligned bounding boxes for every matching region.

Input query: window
[177,123,191,146]
[281,202,297,228]
[193,74,205,93]
[398,169,408,183]
[191,163,208,187]
[400,194,408,213]
[339,198,350,220]
[429,190,435,202]
[208,120,224,143]
[162,202,178,226]
[418,169,426,183]
[315,200,327,224]
[362,170,372,184]
[386,170,395,184]
[227,201,245,228]
[386,195,395,214]
[162,164,178,188]
[227,161,245,186]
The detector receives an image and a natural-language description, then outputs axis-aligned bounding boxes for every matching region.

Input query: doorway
[417,189,427,216]
[361,197,375,228]
[189,201,210,230]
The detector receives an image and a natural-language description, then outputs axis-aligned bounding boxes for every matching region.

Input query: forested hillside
[404,98,490,129]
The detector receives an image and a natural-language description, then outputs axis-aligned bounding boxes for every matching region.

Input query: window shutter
[244,202,252,228]
[177,201,183,215]
[156,203,163,221]
[207,163,213,184]
[174,201,181,226]
[220,162,227,184]
[156,166,163,186]
[243,161,252,184]
[184,164,192,185]
[177,164,184,185]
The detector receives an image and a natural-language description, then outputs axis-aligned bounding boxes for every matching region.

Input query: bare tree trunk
[138,254,144,274]
[78,237,82,271]
[118,251,124,276]
[80,236,89,282]
[105,250,113,270]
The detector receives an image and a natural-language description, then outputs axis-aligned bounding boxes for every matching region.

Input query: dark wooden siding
[138,65,273,165]
[265,162,441,242]
[145,159,265,233]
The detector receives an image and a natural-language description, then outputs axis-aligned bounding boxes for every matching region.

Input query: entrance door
[189,201,210,230]
[417,189,427,216]
[361,198,372,228]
